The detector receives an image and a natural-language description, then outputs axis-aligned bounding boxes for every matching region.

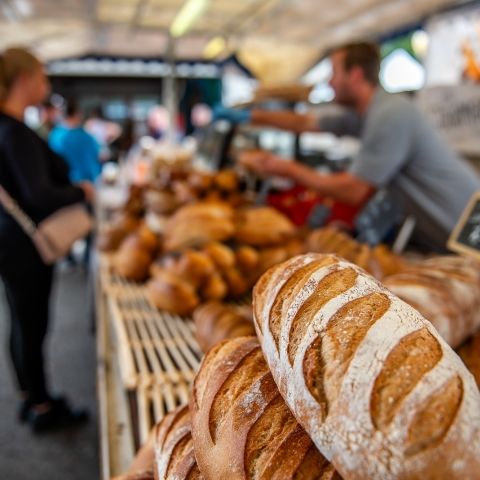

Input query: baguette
[253,253,480,480]
[190,336,339,480]
[154,405,203,480]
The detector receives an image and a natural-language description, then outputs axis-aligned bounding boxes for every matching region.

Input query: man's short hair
[334,42,381,85]
[65,99,80,118]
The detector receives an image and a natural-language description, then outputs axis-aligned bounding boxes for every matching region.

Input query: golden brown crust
[253,253,480,480]
[190,336,338,480]
[154,406,203,480]
[235,207,296,247]
[193,302,255,353]
[146,271,199,316]
[164,202,235,252]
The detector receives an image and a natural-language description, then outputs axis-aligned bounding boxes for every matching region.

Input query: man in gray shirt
[216,42,480,251]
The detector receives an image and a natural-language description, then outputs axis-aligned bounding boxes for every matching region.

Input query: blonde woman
[0,47,93,432]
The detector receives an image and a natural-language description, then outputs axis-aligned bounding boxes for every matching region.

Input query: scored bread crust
[190,336,340,480]
[253,254,480,480]
[154,405,203,480]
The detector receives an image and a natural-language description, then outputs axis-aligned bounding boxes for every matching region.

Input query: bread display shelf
[100,254,203,390]
[136,382,190,447]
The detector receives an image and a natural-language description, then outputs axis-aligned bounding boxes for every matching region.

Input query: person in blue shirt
[49,100,100,266]
[49,99,101,183]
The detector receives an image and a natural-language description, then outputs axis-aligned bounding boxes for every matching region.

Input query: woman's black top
[0,111,85,250]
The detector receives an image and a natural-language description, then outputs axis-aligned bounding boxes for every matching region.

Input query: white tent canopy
[0,0,466,83]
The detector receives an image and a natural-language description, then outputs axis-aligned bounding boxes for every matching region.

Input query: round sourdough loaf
[253,254,480,480]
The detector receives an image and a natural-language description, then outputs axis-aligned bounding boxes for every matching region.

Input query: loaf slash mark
[269,257,338,350]
[245,394,298,479]
[304,336,329,420]
[209,347,265,443]
[305,293,391,416]
[288,268,358,365]
[371,328,442,430]
[405,375,463,456]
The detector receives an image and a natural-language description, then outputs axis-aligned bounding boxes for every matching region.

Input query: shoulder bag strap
[0,184,38,237]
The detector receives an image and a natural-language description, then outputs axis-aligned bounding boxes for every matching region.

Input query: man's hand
[239,150,291,177]
[212,105,251,125]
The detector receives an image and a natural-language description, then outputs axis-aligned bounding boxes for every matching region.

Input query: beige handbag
[0,185,93,265]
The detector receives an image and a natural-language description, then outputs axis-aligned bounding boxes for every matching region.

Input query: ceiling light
[203,36,226,59]
[170,0,210,38]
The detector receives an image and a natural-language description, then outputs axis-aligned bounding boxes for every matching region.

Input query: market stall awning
[0,0,466,82]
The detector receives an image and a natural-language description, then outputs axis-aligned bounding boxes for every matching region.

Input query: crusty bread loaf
[146,271,199,316]
[113,243,152,281]
[154,405,203,480]
[161,250,216,289]
[305,228,401,280]
[235,207,296,247]
[164,202,235,252]
[190,336,339,480]
[193,302,255,353]
[384,255,480,348]
[253,254,480,480]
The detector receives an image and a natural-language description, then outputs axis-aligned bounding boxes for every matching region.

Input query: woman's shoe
[27,397,89,433]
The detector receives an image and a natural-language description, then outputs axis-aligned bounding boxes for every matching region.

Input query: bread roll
[192,302,255,353]
[213,170,238,192]
[97,214,139,252]
[162,250,216,289]
[204,242,236,271]
[190,336,339,479]
[235,207,296,247]
[384,256,480,348]
[113,239,153,281]
[235,246,260,271]
[200,273,228,301]
[222,267,249,298]
[253,254,480,480]
[146,271,199,316]
[144,189,178,215]
[188,171,214,192]
[154,405,203,480]
[164,202,235,252]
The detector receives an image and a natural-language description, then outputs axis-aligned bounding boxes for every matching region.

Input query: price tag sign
[448,192,480,260]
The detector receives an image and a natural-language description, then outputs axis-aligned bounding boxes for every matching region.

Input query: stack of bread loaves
[117,254,480,480]
[253,254,480,479]
[384,255,480,348]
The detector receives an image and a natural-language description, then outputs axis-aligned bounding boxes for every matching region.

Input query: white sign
[418,84,480,157]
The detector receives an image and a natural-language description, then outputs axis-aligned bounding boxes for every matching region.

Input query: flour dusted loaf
[154,405,203,480]
[384,255,480,348]
[190,336,339,480]
[253,253,480,480]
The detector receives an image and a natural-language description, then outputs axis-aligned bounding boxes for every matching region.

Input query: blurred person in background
[0,47,93,432]
[147,104,170,140]
[85,105,122,162]
[216,42,480,252]
[49,99,100,266]
[49,99,101,184]
[35,97,59,140]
